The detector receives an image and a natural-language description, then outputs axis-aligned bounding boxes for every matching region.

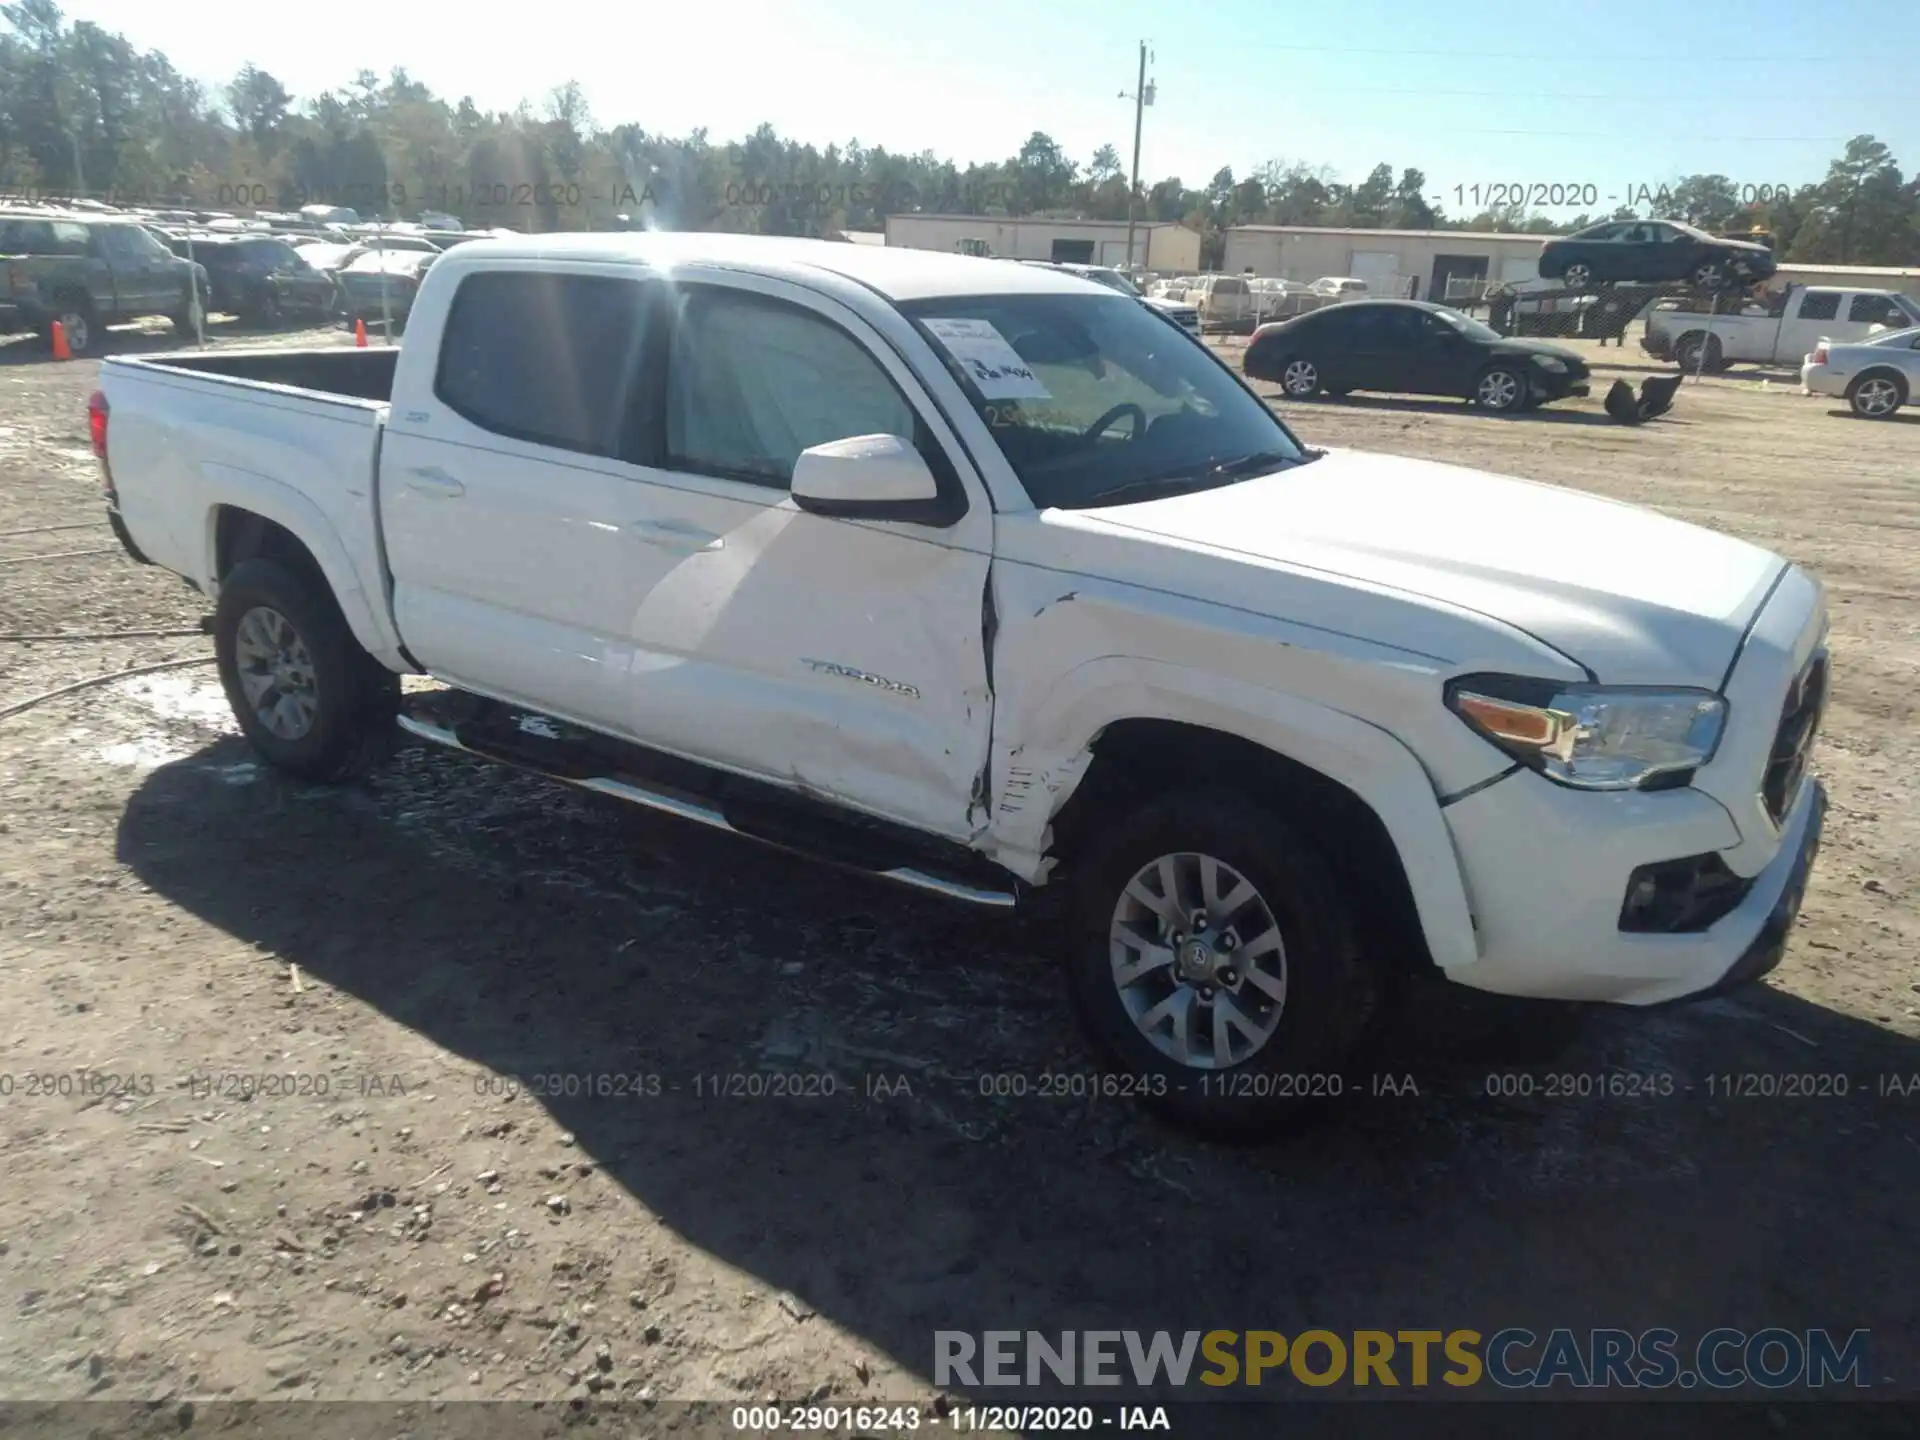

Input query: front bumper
[1436,569,1828,1007]
[1680,781,1824,1003]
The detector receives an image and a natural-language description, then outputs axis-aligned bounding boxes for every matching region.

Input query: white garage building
[882,214,1202,272]
[1223,225,1552,301]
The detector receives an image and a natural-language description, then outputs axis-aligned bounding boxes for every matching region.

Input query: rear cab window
[433,269,658,461]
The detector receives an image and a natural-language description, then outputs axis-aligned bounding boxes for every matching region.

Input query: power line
[1243,42,1837,62]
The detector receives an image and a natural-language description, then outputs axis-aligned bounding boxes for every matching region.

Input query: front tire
[1065,791,1380,1136]
[214,557,399,783]
[1278,357,1321,398]
[1847,370,1906,419]
[1473,365,1527,412]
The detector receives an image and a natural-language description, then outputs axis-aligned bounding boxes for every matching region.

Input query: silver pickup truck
[1644,284,1920,372]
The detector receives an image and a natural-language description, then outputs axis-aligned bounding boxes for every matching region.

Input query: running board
[396,713,1019,909]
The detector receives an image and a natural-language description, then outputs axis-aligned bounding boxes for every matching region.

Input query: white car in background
[1802,325,1920,419]
[1310,276,1369,301]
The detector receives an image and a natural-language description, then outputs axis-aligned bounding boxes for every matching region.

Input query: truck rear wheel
[1064,790,1381,1136]
[214,557,399,782]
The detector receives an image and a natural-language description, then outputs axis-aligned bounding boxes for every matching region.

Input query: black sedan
[1538,219,1775,292]
[1244,300,1591,412]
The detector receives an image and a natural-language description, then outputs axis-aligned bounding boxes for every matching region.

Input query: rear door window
[1848,294,1909,326]
[434,270,657,460]
[1797,292,1841,321]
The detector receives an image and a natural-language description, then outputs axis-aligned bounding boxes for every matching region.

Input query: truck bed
[132,345,399,402]
[100,345,404,668]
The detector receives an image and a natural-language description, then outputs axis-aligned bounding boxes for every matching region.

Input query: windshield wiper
[1201,448,1308,480]
[1082,450,1306,508]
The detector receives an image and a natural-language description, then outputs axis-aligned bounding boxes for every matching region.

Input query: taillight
[88,389,113,495]
[87,389,109,458]
[1811,343,1828,365]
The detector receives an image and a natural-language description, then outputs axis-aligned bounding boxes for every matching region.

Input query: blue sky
[58,0,1917,208]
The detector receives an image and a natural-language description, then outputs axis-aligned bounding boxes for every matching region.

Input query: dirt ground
[1,315,1917,1434]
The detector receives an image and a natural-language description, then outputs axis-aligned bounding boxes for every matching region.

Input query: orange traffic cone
[50,320,71,361]
[353,317,368,348]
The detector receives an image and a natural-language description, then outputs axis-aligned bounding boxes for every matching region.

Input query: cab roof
[443,231,1113,301]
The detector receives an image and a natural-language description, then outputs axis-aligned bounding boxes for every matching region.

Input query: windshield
[1434,307,1503,343]
[899,292,1309,510]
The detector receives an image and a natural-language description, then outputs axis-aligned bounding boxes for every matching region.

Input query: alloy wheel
[234,605,320,740]
[1108,851,1288,1070]
[1854,377,1901,417]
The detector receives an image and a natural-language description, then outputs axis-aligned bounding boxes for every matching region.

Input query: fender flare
[993,656,1482,972]
[196,463,406,667]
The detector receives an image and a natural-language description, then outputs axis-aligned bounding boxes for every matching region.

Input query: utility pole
[1120,42,1154,274]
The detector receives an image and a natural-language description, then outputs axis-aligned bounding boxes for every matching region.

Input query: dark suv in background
[165,234,339,325]
[0,209,206,355]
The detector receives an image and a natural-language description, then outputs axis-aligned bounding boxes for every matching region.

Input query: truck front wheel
[214,558,399,782]
[1065,790,1381,1136]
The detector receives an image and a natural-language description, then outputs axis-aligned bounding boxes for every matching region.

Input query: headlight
[1532,356,1567,373]
[1446,674,1726,790]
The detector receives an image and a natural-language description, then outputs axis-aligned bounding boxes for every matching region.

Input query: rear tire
[1674,332,1723,373]
[1064,790,1381,1137]
[1846,370,1906,419]
[214,557,399,783]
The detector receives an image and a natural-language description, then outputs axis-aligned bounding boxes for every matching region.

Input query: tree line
[4,0,1917,269]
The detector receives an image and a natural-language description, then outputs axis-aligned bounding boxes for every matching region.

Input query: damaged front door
[620,276,996,842]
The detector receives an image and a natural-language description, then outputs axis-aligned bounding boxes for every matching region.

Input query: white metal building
[883,214,1201,272]
[1224,226,1920,304]
[1223,226,1552,301]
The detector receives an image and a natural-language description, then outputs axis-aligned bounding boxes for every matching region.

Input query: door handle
[404,465,465,498]
[626,518,723,552]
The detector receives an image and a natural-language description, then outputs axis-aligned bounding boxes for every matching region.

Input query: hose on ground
[0,522,100,539]
[0,628,207,641]
[0,655,218,724]
[0,547,119,565]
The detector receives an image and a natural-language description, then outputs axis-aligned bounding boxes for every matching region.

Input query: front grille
[1762,649,1827,824]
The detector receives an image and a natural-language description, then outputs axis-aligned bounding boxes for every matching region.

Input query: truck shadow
[116,736,1920,1426]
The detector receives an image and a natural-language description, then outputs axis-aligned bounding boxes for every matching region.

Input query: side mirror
[789,434,960,526]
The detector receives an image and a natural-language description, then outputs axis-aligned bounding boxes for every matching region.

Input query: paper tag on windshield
[923,318,1052,400]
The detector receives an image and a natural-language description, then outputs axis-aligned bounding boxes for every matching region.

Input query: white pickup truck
[1643,283,1920,371]
[93,233,1830,1134]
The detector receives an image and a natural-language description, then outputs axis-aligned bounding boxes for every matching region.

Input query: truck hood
[1071,449,1785,686]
